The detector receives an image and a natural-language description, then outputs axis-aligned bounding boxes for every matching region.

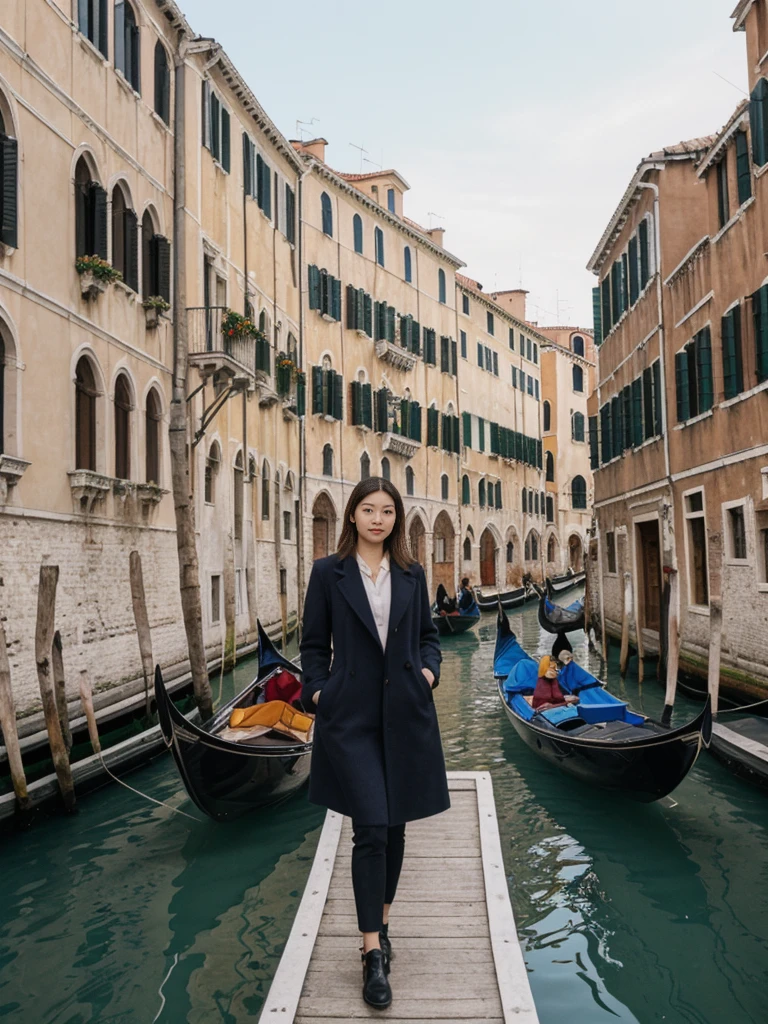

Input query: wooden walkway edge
[260,771,539,1023]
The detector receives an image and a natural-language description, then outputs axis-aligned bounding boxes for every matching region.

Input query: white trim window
[683,488,709,608]
[723,498,749,565]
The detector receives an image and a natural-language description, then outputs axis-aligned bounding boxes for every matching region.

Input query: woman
[532,655,579,710]
[300,478,450,1010]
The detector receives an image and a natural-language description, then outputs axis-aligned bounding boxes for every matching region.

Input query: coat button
[404,661,412,669]
[384,678,389,686]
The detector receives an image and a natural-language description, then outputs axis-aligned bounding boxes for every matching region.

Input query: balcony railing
[187,306,257,381]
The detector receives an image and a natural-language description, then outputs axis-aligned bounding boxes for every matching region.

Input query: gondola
[546,569,586,595]
[474,582,532,611]
[493,606,711,801]
[155,620,312,821]
[529,578,585,634]
[432,584,480,635]
[709,717,768,789]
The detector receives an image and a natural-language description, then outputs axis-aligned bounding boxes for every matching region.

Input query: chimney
[291,137,328,163]
[425,226,445,248]
[490,289,528,321]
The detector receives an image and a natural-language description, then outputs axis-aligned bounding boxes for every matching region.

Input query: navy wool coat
[300,554,450,826]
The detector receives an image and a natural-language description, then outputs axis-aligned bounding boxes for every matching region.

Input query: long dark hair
[336,477,414,570]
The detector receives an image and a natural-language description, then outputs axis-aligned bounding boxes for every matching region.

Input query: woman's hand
[422,667,435,689]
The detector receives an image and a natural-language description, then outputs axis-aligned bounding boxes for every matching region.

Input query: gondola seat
[539,705,581,726]
[577,701,628,725]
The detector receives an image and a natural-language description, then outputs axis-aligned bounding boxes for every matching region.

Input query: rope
[96,751,204,823]
[152,953,180,1023]
[717,697,768,715]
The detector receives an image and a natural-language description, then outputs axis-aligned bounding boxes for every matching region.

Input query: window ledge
[719,377,768,409]
[150,110,172,133]
[0,455,30,505]
[114,68,141,101]
[725,558,750,568]
[78,33,108,67]
[687,605,710,617]
[755,161,768,181]
[114,279,137,299]
[674,408,714,430]
[757,583,768,593]
[321,313,337,323]
[712,195,756,244]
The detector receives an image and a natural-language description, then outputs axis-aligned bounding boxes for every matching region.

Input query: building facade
[586,0,768,699]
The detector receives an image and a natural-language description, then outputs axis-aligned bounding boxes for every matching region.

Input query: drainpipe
[296,163,311,635]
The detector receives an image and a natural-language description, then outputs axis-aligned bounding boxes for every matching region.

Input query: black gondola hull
[546,571,586,596]
[432,613,480,636]
[498,681,710,802]
[537,599,585,635]
[474,585,531,611]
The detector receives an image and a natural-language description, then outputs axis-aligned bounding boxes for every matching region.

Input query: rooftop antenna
[518,258,523,289]
[349,142,369,173]
[295,117,319,142]
[363,155,383,171]
[427,212,445,230]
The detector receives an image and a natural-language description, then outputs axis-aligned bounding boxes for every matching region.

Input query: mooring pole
[79,669,101,755]
[0,615,29,810]
[51,631,72,753]
[662,568,680,726]
[129,551,154,718]
[619,571,632,679]
[35,565,76,811]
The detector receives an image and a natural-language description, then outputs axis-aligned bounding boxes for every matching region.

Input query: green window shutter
[736,130,752,205]
[346,285,357,329]
[0,134,18,249]
[440,414,449,452]
[756,285,768,382]
[124,209,139,291]
[350,381,361,425]
[399,398,409,437]
[263,160,272,219]
[479,480,486,508]
[332,371,343,420]
[675,351,690,422]
[285,184,296,243]
[639,218,650,288]
[93,184,108,259]
[332,278,342,322]
[411,320,420,355]
[374,302,383,340]
[156,235,171,302]
[642,367,654,439]
[478,417,485,452]
[610,397,621,459]
[621,252,629,313]
[750,80,768,167]
[462,411,472,447]
[490,421,500,454]
[696,327,713,412]
[386,305,396,342]
[631,378,643,446]
[362,383,373,428]
[375,388,388,432]
[589,415,599,469]
[610,261,621,323]
[411,402,422,442]
[452,417,460,454]
[242,133,251,193]
[221,109,230,172]
[427,407,439,447]
[622,386,632,450]
[652,360,663,436]
[296,374,306,416]
[628,235,639,305]
[311,365,323,413]
[600,404,611,464]
[400,315,409,348]
[592,286,602,346]
[537,439,542,469]
[601,276,612,334]
[308,265,320,310]
[732,304,744,396]
[364,293,373,337]
[451,339,458,374]
[440,335,449,371]
[495,482,502,509]
[722,308,743,400]
[462,475,470,505]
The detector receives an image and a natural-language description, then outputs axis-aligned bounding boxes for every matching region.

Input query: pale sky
[175,0,748,328]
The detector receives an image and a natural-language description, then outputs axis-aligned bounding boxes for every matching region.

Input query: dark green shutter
[611,260,621,323]
[462,411,472,447]
[652,360,662,436]
[750,79,768,167]
[639,218,650,288]
[411,320,420,355]
[490,421,500,454]
[478,417,485,453]
[441,414,449,452]
[386,306,395,342]
[201,80,209,147]
[242,133,251,194]
[600,404,611,464]
[755,285,768,382]
[462,475,470,505]
[593,286,602,346]
[621,252,629,313]
[362,383,373,428]
[736,130,752,205]
[332,371,343,420]
[451,339,458,375]
[601,277,611,334]
[411,402,422,442]
[155,42,170,123]
[332,278,341,322]
[156,235,171,302]
[400,315,409,348]
[628,235,639,305]
[643,367,654,439]
[346,285,357,329]
[364,293,373,337]
[350,381,361,425]
[375,388,389,432]
[374,302,383,340]
[311,365,323,413]
[124,210,138,291]
[93,185,108,259]
[622,386,632,450]
[210,93,220,160]
[452,417,460,454]
[696,327,713,412]
[262,159,272,218]
[0,135,18,248]
[221,109,230,172]
[479,480,486,508]
[495,482,502,509]
[440,335,449,371]
[308,265,320,310]
[589,415,599,469]
[631,378,643,446]
[610,396,621,460]
[427,407,439,447]
[285,184,296,243]
[675,351,690,422]
[725,305,743,399]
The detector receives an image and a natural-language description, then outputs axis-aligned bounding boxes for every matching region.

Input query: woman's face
[544,664,558,680]
[351,490,396,545]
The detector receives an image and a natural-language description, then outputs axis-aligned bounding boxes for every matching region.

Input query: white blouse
[356,553,392,651]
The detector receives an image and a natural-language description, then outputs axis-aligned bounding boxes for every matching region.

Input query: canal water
[2,593,768,1023]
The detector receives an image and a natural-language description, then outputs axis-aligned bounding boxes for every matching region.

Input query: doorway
[637,520,661,631]
[480,528,496,587]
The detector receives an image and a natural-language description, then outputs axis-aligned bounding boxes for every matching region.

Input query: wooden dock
[260,771,539,1023]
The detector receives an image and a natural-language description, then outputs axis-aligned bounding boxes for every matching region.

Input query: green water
[2,598,768,1023]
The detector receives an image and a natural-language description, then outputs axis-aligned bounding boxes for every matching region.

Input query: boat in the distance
[493,607,711,802]
[546,569,586,595]
[474,581,532,612]
[155,621,312,821]
[528,578,585,634]
[432,584,480,635]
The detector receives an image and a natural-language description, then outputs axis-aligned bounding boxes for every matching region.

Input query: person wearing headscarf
[532,655,579,710]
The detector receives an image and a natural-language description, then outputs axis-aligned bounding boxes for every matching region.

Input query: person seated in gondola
[457,577,475,613]
[435,583,458,615]
[532,656,579,710]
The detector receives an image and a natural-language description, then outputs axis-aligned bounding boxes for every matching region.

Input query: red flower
[229,329,234,336]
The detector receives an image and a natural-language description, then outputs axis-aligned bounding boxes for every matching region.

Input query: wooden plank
[475,771,539,1021]
[295,996,504,1019]
[318,916,490,938]
[310,935,493,955]
[295,1018,504,1023]
[322,899,487,918]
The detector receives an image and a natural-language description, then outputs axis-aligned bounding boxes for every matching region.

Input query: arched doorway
[408,516,426,566]
[479,528,496,587]
[432,511,455,596]
[547,534,557,565]
[569,534,583,572]
[312,492,337,560]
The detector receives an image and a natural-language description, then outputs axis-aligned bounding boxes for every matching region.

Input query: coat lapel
[388,560,416,635]
[335,556,383,651]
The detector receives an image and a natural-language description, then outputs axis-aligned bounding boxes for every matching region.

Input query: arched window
[406,465,415,496]
[525,531,539,561]
[461,474,470,506]
[205,441,220,504]
[463,536,472,561]
[0,109,18,249]
[75,157,107,259]
[234,450,244,540]
[543,400,551,432]
[572,365,584,393]
[374,227,384,267]
[115,1,140,93]
[322,443,333,477]
[534,491,539,515]
[547,535,556,563]
[572,335,585,357]
[438,268,446,304]
[522,489,527,514]
[546,451,554,482]
[353,213,363,254]
[112,184,138,291]
[572,411,585,442]
[495,481,502,509]
[506,541,514,563]
[360,452,370,481]
[141,210,170,302]
[75,357,98,471]
[546,495,554,522]
[114,374,132,480]
[145,388,162,484]
[381,457,391,481]
[479,479,486,508]
[404,246,412,283]
[261,460,270,519]
[321,192,333,236]
[572,475,587,509]
[441,473,449,501]
[78,0,108,57]
[154,41,170,124]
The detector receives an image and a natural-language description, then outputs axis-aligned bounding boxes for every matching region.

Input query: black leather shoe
[361,949,392,1009]
[379,930,392,973]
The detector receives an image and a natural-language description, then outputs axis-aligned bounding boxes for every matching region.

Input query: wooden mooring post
[51,631,72,752]
[129,550,154,718]
[79,669,102,755]
[0,614,29,810]
[708,598,723,718]
[35,565,76,811]
[662,568,680,726]
[619,571,633,679]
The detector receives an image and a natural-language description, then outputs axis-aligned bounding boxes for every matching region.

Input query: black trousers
[351,822,407,933]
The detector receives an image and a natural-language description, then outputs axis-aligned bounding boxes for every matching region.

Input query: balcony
[187,306,256,385]
[0,454,30,505]
[382,432,421,459]
[375,339,418,372]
